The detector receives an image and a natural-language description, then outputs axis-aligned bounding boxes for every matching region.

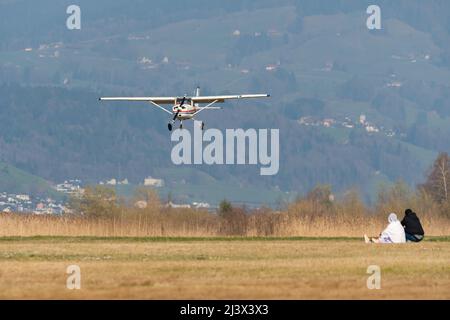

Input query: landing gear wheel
[168,123,173,131]
[180,123,183,129]
[201,122,205,131]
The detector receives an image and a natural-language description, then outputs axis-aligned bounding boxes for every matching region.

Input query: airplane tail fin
[194,87,200,107]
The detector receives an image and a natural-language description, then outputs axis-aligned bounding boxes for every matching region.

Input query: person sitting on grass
[401,209,425,242]
[364,213,406,244]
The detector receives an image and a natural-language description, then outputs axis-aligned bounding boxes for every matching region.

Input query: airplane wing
[191,94,270,104]
[99,97,176,115]
[99,97,176,104]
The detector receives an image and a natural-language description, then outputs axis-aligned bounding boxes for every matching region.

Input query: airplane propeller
[173,96,186,121]
[168,96,186,131]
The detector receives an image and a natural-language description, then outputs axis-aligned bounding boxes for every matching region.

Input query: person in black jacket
[401,209,425,242]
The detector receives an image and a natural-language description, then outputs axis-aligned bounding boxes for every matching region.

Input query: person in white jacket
[364,213,406,244]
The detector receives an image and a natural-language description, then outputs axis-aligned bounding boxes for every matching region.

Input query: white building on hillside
[16,194,30,201]
[144,177,164,187]
[106,179,117,186]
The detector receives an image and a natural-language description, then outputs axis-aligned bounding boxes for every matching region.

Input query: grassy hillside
[0,162,61,199]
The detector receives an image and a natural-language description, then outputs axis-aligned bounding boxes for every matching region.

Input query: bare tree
[420,152,450,203]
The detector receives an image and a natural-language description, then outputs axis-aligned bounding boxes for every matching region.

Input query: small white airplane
[99,87,270,131]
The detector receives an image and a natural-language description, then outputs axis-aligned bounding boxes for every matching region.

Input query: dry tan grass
[0,211,448,238]
[1,186,448,299]
[0,212,218,237]
[0,238,448,299]
[3,183,444,238]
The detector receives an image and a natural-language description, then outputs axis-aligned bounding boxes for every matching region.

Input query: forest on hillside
[0,1,449,203]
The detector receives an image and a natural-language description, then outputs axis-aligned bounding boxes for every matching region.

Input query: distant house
[265,65,277,72]
[359,114,367,125]
[322,61,334,72]
[192,202,210,209]
[139,57,152,65]
[298,116,319,126]
[144,177,164,187]
[166,201,191,209]
[267,29,282,37]
[134,200,148,209]
[365,125,379,133]
[386,130,396,137]
[16,194,30,201]
[343,122,354,129]
[387,81,402,88]
[322,119,335,127]
[106,179,117,186]
[55,180,83,196]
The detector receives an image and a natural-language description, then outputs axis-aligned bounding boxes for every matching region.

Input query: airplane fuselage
[172,104,197,120]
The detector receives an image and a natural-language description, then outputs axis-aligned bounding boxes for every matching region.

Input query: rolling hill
[0,162,61,199]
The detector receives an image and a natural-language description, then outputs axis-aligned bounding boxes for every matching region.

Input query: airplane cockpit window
[176,98,192,104]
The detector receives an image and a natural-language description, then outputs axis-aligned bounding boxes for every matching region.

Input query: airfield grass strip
[0,235,449,243]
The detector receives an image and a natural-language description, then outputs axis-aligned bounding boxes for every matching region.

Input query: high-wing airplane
[99,87,270,131]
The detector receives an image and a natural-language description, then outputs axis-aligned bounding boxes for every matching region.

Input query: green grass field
[0,236,448,299]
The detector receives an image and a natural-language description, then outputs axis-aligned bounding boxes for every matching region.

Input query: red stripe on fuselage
[174,109,197,114]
